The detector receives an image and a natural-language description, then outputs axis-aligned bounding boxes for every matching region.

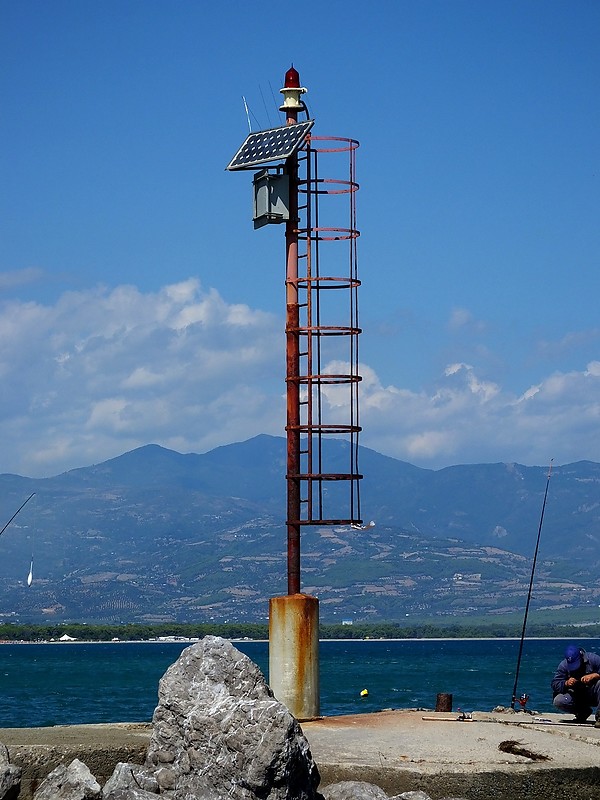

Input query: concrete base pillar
[269,593,319,720]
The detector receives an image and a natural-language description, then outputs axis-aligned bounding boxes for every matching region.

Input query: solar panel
[226,120,314,171]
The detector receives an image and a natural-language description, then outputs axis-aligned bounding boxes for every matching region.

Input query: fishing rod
[510,460,553,710]
[0,493,36,539]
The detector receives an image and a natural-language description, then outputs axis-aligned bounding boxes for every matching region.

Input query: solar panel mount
[226,120,314,171]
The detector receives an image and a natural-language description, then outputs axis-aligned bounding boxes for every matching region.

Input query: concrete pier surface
[304,710,600,799]
[1,710,600,799]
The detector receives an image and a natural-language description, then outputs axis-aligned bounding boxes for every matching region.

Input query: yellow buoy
[360,688,369,697]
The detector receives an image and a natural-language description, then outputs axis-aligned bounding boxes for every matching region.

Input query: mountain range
[0,435,598,624]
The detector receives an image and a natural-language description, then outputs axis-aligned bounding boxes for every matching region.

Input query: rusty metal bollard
[435,692,453,712]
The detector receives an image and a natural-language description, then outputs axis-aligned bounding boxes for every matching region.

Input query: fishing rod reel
[515,693,534,714]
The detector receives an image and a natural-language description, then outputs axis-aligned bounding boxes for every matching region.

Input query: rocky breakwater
[0,636,464,800]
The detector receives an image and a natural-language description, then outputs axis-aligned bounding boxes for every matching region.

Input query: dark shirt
[551,650,600,696]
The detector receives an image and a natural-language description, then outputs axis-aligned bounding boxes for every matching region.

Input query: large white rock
[33,758,101,800]
[103,636,321,800]
[322,782,389,800]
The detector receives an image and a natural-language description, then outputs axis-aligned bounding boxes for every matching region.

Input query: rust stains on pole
[281,66,303,595]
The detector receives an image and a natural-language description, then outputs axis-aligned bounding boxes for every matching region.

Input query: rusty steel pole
[283,67,302,596]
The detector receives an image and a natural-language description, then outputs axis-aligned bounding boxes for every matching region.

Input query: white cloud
[403,430,457,460]
[352,361,600,468]
[444,362,470,376]
[585,361,600,377]
[448,307,486,333]
[86,398,130,432]
[0,278,599,476]
[0,279,282,476]
[516,384,541,402]
[122,367,165,389]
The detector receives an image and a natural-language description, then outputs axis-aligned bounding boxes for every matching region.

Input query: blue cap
[565,644,582,671]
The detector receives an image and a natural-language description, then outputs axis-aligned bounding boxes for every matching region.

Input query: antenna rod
[511,460,553,709]
[242,96,252,133]
[0,493,35,539]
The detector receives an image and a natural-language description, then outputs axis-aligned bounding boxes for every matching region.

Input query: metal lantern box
[253,170,290,229]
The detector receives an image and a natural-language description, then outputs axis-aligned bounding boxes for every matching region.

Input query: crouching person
[551,644,600,726]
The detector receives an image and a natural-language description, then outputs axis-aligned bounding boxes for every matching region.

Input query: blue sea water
[0,638,597,728]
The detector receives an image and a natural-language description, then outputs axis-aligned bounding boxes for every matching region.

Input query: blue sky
[1,0,599,477]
